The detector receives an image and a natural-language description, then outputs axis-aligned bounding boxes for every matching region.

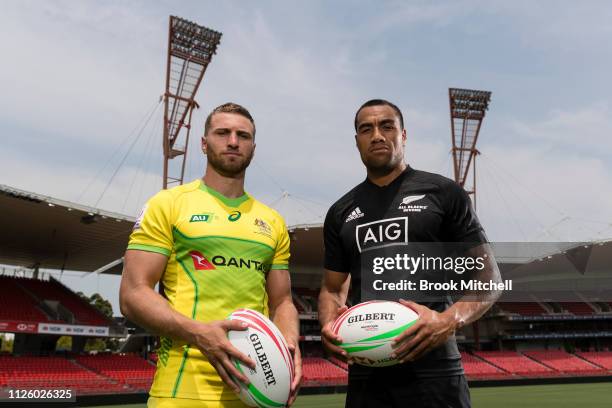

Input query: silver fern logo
[399,195,428,213]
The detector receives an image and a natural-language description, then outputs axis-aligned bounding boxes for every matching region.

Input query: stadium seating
[0,355,127,394]
[148,352,158,363]
[328,356,348,371]
[576,351,612,370]
[76,354,156,391]
[293,288,319,313]
[302,357,347,386]
[0,277,51,322]
[524,350,604,374]
[474,351,554,377]
[557,302,596,315]
[17,278,111,326]
[496,302,548,315]
[460,352,510,379]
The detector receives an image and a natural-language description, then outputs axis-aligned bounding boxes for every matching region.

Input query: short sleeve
[271,216,290,270]
[127,190,174,256]
[323,204,350,273]
[442,182,488,243]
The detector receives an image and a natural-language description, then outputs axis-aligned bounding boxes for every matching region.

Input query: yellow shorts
[147,396,247,408]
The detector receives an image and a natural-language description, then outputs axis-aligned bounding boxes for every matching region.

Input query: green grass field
[93,382,612,408]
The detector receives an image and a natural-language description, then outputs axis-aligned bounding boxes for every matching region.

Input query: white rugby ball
[227,308,294,407]
[332,300,419,367]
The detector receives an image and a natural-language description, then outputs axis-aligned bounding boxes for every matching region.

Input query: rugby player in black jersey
[318,99,502,407]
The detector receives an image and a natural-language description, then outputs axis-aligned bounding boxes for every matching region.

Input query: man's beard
[207,148,253,178]
[363,152,403,177]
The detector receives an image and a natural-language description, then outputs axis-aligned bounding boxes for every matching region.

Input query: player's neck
[367,163,407,187]
[202,168,246,198]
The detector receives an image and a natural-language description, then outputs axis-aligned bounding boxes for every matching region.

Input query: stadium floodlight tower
[448,88,492,210]
[162,16,222,189]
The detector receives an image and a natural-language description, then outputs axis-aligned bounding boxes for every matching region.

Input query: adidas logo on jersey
[345,207,365,222]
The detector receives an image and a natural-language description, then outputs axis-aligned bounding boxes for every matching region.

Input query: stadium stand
[328,356,348,371]
[302,357,348,386]
[524,350,604,375]
[0,276,51,322]
[496,302,548,315]
[293,288,319,313]
[576,351,612,370]
[0,355,128,394]
[76,354,156,392]
[17,277,111,326]
[474,351,555,377]
[460,352,510,379]
[557,302,596,315]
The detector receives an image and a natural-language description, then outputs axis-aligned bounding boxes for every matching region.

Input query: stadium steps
[292,294,310,313]
[520,351,558,372]
[522,350,604,375]
[576,351,612,371]
[468,353,512,374]
[463,352,511,378]
[474,351,554,377]
[0,276,53,322]
[12,279,66,322]
[328,356,348,371]
[75,354,156,392]
[573,353,607,370]
[70,358,126,387]
[537,301,554,314]
[558,302,596,315]
[50,278,112,325]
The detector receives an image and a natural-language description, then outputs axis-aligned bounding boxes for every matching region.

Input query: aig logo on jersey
[355,217,408,253]
[398,194,428,213]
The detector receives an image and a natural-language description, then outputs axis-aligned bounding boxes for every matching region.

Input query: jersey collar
[199,181,251,207]
[365,165,414,189]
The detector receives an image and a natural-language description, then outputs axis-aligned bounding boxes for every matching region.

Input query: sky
[2,1,612,315]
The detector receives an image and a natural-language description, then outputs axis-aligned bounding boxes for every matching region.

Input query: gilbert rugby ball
[332,300,419,367]
[227,308,294,407]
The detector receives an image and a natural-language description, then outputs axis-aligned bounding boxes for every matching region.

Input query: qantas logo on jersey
[189,251,269,272]
[190,251,216,270]
[345,207,365,222]
[398,194,428,213]
[355,217,408,252]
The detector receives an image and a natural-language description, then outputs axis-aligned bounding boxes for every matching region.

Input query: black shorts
[345,374,470,408]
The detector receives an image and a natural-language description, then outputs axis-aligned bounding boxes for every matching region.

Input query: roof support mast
[448,88,492,211]
[162,16,222,189]
[448,88,492,351]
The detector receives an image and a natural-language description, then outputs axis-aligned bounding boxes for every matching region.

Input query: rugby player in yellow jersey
[120,103,302,407]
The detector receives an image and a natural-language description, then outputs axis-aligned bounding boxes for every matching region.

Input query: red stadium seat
[301,357,347,386]
[474,351,554,377]
[460,352,511,379]
[576,351,612,370]
[524,350,604,375]
[496,302,548,316]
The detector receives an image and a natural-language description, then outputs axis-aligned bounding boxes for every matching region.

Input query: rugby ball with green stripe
[332,300,419,367]
[227,309,294,408]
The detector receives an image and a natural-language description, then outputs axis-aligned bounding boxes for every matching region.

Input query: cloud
[511,102,612,153]
[476,145,612,241]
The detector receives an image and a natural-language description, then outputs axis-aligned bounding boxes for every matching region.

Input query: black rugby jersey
[324,165,487,378]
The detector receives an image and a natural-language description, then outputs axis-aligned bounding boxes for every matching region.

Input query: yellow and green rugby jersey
[127,179,290,401]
